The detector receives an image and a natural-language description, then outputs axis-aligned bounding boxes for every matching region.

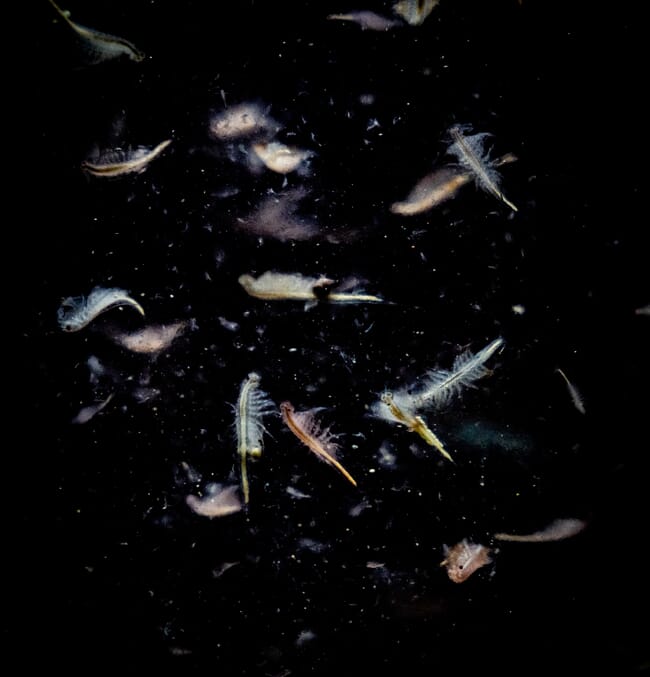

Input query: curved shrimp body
[48,0,145,64]
[58,287,145,332]
[81,140,172,177]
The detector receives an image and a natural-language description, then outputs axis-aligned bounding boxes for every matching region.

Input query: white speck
[286,486,311,499]
[218,316,240,332]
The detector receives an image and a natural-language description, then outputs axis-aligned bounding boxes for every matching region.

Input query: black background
[18,1,647,673]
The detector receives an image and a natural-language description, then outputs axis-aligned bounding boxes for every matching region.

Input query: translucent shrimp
[235,373,275,504]
[57,287,145,332]
[81,140,172,177]
[408,337,505,410]
[447,126,518,212]
[47,0,145,64]
[280,401,357,487]
[378,392,453,462]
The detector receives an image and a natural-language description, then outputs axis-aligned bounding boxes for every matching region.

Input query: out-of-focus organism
[250,141,314,175]
[377,392,453,462]
[239,271,383,309]
[47,0,145,64]
[58,287,145,332]
[447,125,518,212]
[235,372,275,505]
[236,187,321,242]
[635,304,650,316]
[209,102,280,141]
[71,392,114,424]
[280,401,357,487]
[393,0,440,25]
[555,367,586,415]
[446,416,537,463]
[186,484,243,518]
[87,355,112,384]
[440,539,492,583]
[390,167,471,215]
[327,10,401,31]
[390,154,517,215]
[81,139,172,177]
[106,321,186,355]
[81,354,162,407]
[494,517,588,542]
[212,561,240,578]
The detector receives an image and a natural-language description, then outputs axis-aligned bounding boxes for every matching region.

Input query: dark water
[20,1,647,673]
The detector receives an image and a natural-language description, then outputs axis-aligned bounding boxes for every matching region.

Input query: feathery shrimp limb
[555,368,586,415]
[411,337,504,410]
[393,0,440,26]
